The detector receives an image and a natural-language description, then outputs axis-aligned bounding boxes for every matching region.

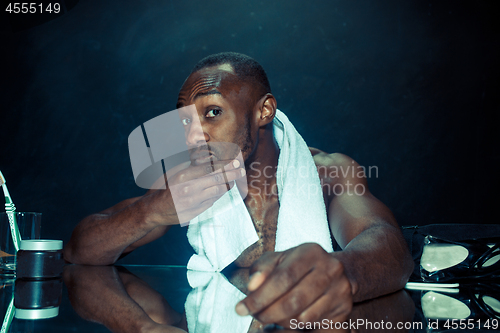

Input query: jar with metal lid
[14,278,62,320]
[16,240,64,279]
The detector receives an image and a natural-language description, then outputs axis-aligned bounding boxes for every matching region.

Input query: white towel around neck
[186,109,333,271]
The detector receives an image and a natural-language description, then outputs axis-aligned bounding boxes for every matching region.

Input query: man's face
[177,64,257,165]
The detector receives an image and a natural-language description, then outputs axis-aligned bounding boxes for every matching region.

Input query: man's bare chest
[232,163,331,267]
[233,199,279,267]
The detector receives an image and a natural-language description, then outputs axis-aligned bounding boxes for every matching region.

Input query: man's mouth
[190,150,216,165]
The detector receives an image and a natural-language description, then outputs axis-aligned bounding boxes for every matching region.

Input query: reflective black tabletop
[1,265,499,332]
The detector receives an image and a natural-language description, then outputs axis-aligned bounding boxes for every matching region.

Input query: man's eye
[181,118,191,126]
[206,109,222,118]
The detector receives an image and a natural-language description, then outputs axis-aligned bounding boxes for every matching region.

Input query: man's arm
[64,158,246,265]
[63,193,172,265]
[63,265,187,333]
[323,152,413,301]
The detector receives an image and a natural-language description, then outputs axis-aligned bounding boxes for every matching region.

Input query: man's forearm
[333,224,413,302]
[64,198,166,265]
[64,265,165,333]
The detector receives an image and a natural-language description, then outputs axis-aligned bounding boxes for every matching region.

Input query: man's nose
[185,121,208,147]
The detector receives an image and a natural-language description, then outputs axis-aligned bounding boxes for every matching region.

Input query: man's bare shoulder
[308,147,368,193]
[309,147,355,169]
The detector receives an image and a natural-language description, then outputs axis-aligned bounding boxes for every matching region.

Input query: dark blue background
[1,0,498,264]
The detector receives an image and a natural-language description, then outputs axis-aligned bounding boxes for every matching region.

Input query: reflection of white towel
[187,110,333,271]
[184,271,252,333]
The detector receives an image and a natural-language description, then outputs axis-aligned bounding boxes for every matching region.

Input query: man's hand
[235,243,353,328]
[146,158,246,225]
[64,157,246,265]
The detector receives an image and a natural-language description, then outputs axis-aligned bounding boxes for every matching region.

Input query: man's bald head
[190,52,271,103]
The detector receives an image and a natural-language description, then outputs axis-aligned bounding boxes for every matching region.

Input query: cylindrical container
[16,240,64,279]
[0,212,42,277]
[14,278,62,320]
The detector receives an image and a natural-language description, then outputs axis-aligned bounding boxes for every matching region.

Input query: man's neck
[244,123,280,203]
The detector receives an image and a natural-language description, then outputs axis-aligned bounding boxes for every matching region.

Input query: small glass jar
[16,240,64,279]
[14,278,62,320]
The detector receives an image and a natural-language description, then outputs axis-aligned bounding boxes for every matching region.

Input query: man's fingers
[176,196,219,223]
[199,159,240,175]
[247,271,266,291]
[236,251,310,317]
[249,251,282,277]
[247,251,285,291]
[180,179,238,219]
[170,168,243,198]
[200,182,234,198]
[206,167,245,187]
[236,244,345,323]
[171,165,244,194]
[173,159,242,184]
[296,287,352,324]
[251,268,330,324]
[254,261,351,325]
[235,252,282,316]
[274,293,351,330]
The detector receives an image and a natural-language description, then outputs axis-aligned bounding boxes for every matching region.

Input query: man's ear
[256,93,277,127]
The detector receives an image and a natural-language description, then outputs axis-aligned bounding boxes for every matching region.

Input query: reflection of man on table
[64,266,415,333]
[64,52,413,326]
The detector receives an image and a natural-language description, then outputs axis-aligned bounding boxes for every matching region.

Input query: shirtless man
[64,52,413,326]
